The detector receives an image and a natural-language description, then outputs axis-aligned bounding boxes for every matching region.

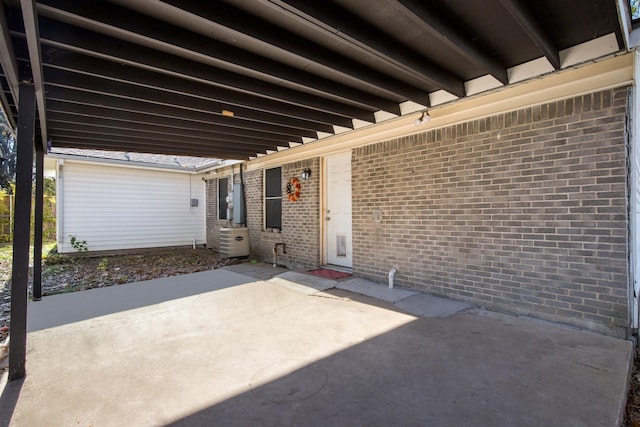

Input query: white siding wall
[58,161,205,253]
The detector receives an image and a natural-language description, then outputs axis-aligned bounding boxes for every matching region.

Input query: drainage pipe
[273,243,287,267]
[239,164,247,226]
[388,267,397,289]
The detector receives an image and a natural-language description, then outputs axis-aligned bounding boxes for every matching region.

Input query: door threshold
[322,264,353,274]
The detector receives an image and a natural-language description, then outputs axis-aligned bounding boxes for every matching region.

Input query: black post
[33,147,44,301]
[9,80,36,381]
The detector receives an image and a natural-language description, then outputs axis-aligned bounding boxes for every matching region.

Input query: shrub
[69,236,88,252]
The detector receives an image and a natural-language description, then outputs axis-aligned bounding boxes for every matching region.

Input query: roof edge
[46,152,214,174]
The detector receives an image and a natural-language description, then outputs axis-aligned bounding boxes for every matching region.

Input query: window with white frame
[264,167,282,230]
[218,177,228,220]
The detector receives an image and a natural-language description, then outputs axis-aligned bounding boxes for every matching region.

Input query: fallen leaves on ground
[627,348,640,427]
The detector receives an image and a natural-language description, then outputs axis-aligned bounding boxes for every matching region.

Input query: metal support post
[9,80,36,381]
[33,147,44,301]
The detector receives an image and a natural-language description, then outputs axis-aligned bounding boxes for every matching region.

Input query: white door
[631,133,639,329]
[631,51,640,330]
[325,153,352,267]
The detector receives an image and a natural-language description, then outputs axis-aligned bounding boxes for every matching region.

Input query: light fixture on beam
[414,111,431,126]
[221,109,235,117]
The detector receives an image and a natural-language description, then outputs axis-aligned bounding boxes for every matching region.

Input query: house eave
[245,52,634,170]
[197,159,243,177]
[45,152,209,174]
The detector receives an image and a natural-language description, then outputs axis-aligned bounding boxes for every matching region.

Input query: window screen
[218,177,228,219]
[265,167,282,230]
[265,167,281,197]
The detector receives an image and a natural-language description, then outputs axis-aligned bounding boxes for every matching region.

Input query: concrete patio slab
[222,262,288,280]
[395,293,476,318]
[268,271,336,295]
[337,276,418,302]
[27,269,254,332]
[0,268,633,427]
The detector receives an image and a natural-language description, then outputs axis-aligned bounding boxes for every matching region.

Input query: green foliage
[0,189,56,243]
[69,235,88,252]
[97,257,109,271]
[0,108,54,241]
[0,243,12,265]
[0,112,16,192]
[43,177,56,197]
[0,188,13,243]
[633,0,640,19]
[0,241,61,267]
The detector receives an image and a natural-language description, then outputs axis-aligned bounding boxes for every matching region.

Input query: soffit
[0,0,626,159]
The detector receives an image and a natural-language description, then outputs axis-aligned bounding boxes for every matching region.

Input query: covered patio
[0,2,638,416]
[0,264,632,426]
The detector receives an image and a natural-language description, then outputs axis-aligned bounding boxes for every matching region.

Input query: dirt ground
[627,348,640,427]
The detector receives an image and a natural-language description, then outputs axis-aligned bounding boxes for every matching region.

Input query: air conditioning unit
[219,227,249,258]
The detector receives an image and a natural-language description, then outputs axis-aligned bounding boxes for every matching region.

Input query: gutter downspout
[57,159,64,252]
[239,163,247,226]
[273,243,286,267]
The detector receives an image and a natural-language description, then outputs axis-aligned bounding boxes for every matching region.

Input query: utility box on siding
[219,227,249,258]
[232,183,245,224]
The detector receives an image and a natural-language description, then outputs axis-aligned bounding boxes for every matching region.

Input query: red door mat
[307,269,352,280]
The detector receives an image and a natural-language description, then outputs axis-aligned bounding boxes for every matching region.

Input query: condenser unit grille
[219,227,249,258]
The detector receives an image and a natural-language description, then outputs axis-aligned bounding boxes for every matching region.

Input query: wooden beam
[35,28,389,116]
[36,1,410,106]
[44,68,336,134]
[20,0,48,151]
[499,0,561,69]
[397,0,509,85]
[0,4,19,123]
[37,52,360,127]
[264,0,464,97]
[45,86,319,139]
[47,121,281,150]
[48,127,277,153]
[45,105,301,144]
[146,0,430,102]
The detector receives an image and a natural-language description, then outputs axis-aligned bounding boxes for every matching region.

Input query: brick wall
[208,158,321,270]
[352,87,631,336]
[281,159,321,268]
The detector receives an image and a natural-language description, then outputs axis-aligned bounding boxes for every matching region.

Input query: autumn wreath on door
[286,177,301,202]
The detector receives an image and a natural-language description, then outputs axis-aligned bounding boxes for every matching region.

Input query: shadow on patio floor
[0,265,632,426]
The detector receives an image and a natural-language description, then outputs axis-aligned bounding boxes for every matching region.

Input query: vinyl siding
[58,161,205,253]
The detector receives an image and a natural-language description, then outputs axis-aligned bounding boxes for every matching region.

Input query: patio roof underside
[0,0,627,160]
